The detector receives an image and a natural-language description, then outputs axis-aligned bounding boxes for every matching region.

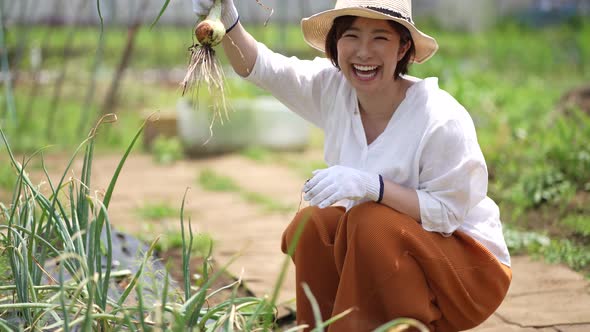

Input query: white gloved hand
[192,0,239,31]
[303,165,382,209]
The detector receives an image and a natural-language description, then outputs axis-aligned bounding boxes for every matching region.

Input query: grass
[504,226,590,277]
[0,162,16,192]
[138,224,215,260]
[240,146,327,180]
[241,192,294,214]
[159,232,214,258]
[240,146,274,163]
[503,226,551,256]
[563,214,590,237]
[151,135,184,164]
[198,168,295,214]
[541,239,590,272]
[137,201,178,220]
[0,254,10,285]
[198,168,240,192]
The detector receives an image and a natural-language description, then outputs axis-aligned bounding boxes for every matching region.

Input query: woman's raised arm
[222,22,259,77]
[192,0,259,77]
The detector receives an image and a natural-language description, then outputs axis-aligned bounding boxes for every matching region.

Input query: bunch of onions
[182,0,229,137]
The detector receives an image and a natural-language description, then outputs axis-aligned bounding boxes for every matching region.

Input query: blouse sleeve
[415,116,489,234]
[244,43,337,129]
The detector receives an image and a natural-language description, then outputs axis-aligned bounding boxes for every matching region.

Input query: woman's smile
[352,64,380,81]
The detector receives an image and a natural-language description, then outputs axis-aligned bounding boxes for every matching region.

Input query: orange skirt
[281,202,511,332]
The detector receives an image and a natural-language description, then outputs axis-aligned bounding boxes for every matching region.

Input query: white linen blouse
[245,43,511,266]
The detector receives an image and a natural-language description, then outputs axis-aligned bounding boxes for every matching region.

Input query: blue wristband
[225,16,239,33]
[376,175,384,203]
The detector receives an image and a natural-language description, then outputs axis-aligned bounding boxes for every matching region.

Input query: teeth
[356,71,377,79]
[353,64,378,71]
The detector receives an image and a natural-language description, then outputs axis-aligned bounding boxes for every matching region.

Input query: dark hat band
[365,6,414,24]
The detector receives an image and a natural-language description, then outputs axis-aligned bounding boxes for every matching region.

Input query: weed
[0,249,10,285]
[198,168,295,214]
[240,146,273,162]
[241,191,293,214]
[151,136,184,165]
[503,226,551,255]
[540,239,590,273]
[137,201,177,220]
[563,214,590,237]
[198,168,240,192]
[0,162,16,192]
[521,169,575,208]
[157,231,214,258]
[239,147,327,181]
[504,226,590,275]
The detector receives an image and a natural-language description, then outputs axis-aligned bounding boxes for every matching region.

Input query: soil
[156,249,255,305]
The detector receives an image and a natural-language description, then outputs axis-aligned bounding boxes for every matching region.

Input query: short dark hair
[324,16,415,79]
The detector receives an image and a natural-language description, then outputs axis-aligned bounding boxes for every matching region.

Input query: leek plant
[0,116,273,331]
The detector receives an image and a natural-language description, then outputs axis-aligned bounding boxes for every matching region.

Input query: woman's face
[337,17,409,95]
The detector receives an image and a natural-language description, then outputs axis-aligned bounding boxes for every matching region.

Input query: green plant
[157,231,215,258]
[241,191,293,214]
[0,250,11,285]
[540,239,590,272]
[0,162,16,192]
[239,147,327,181]
[495,109,590,234]
[151,136,184,165]
[198,168,295,214]
[0,120,276,331]
[503,226,551,255]
[137,201,177,220]
[198,168,240,192]
[0,114,142,330]
[521,169,575,208]
[240,146,273,162]
[503,226,590,275]
[563,214,590,237]
[0,83,157,153]
[545,111,590,189]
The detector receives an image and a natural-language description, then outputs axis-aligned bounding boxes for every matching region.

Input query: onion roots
[181,0,229,141]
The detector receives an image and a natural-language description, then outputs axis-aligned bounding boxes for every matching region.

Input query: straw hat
[301,0,438,64]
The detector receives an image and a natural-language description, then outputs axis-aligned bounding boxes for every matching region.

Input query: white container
[177,96,310,157]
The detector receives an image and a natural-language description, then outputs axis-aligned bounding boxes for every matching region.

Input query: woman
[192,0,512,331]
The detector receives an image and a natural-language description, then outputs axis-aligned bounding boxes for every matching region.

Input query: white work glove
[192,0,239,31]
[303,165,383,209]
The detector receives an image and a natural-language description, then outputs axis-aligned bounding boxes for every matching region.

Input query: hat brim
[301,7,438,64]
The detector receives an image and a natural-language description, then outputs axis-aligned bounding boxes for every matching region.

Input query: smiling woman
[335,18,409,93]
[325,16,416,145]
[190,0,513,331]
[327,16,415,79]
